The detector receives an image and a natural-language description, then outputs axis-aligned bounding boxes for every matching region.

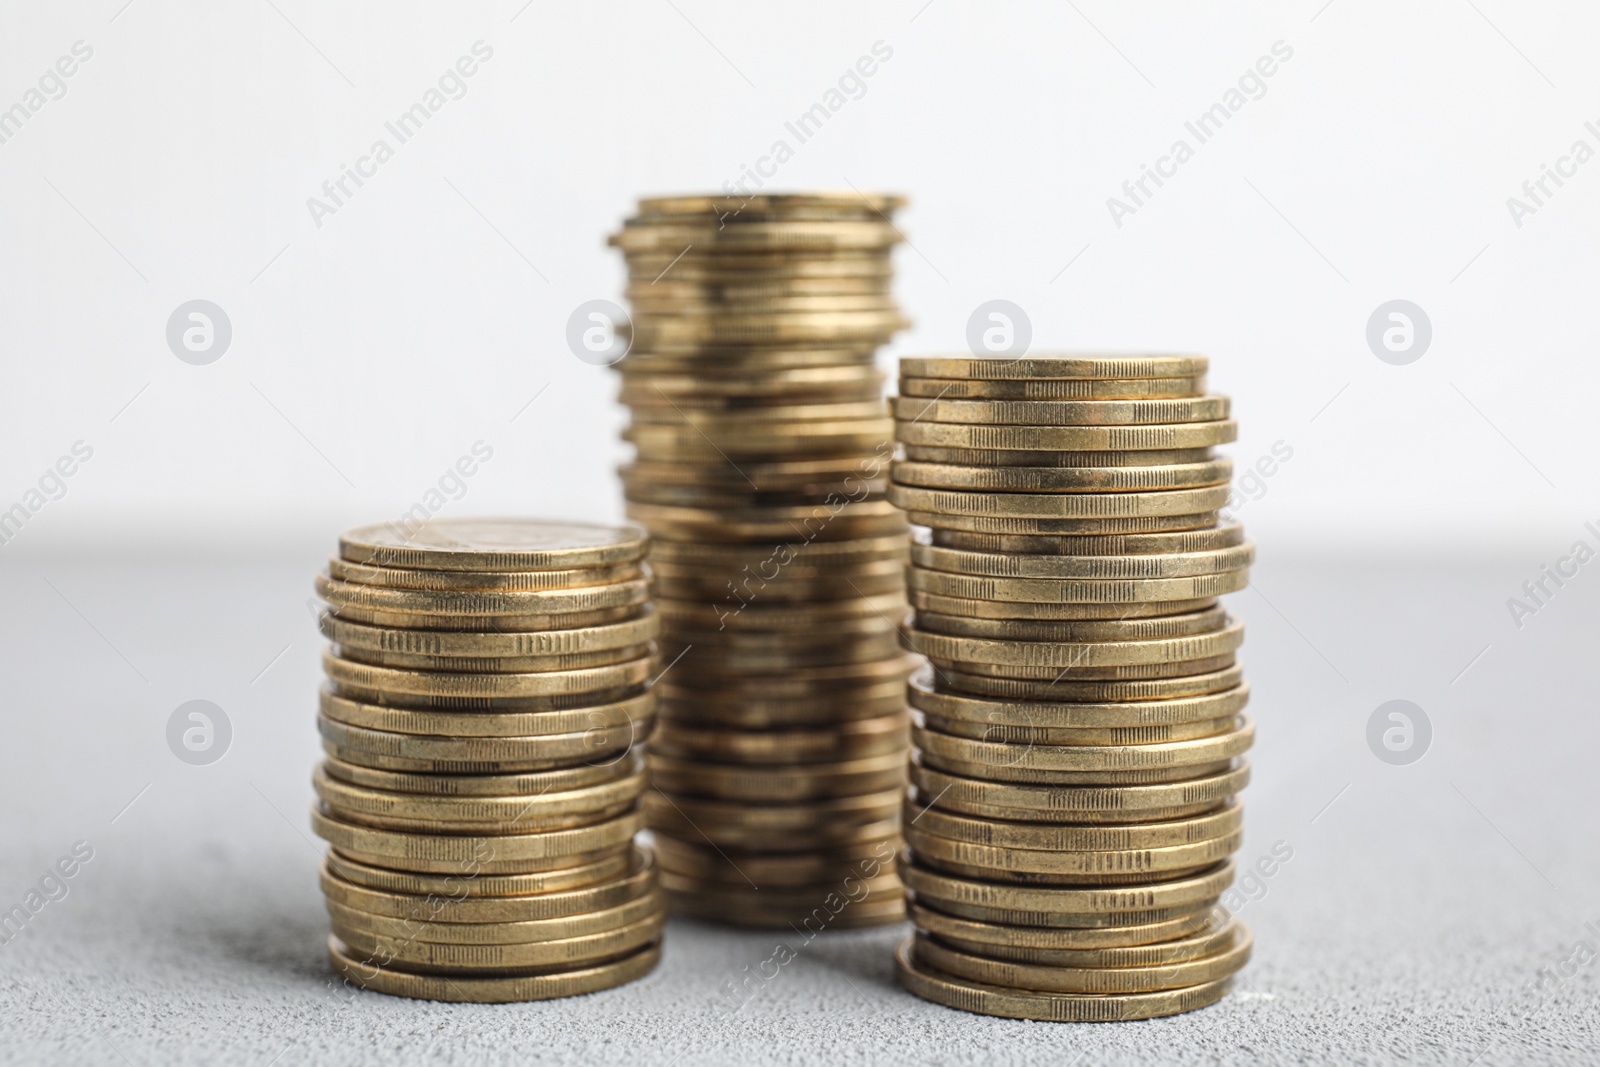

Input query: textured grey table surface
[2,551,1596,1066]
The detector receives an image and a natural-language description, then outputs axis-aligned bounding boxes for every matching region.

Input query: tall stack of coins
[309,519,666,1003]
[887,355,1256,1021]
[607,193,916,928]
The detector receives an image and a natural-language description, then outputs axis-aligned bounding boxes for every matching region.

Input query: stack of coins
[607,193,916,928]
[308,519,666,1003]
[887,354,1256,1022]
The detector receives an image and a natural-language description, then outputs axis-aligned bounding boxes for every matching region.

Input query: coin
[324,845,640,902]
[888,395,1230,427]
[321,649,655,699]
[909,757,1250,824]
[900,856,1235,917]
[888,484,1231,520]
[312,763,647,829]
[925,664,1243,701]
[319,609,660,658]
[928,524,1245,556]
[339,519,649,572]
[910,537,1254,579]
[910,605,1227,641]
[908,669,1250,729]
[891,459,1233,493]
[906,798,1243,852]
[906,825,1244,882]
[912,716,1253,774]
[895,420,1237,451]
[910,589,1219,621]
[326,557,645,592]
[316,574,651,618]
[311,805,644,873]
[901,510,1223,537]
[898,376,1205,400]
[317,716,649,771]
[911,927,1250,994]
[903,620,1244,667]
[646,751,905,802]
[634,191,907,216]
[324,888,662,945]
[650,713,907,763]
[899,445,1216,467]
[908,901,1217,951]
[328,937,660,1003]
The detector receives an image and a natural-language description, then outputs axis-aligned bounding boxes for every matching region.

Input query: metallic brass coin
[912,927,1250,995]
[656,684,905,728]
[317,715,650,770]
[888,484,1230,520]
[327,937,660,1003]
[916,757,1236,790]
[653,572,904,605]
[646,751,906,802]
[644,789,901,841]
[925,653,1238,683]
[623,245,893,271]
[908,667,1250,728]
[633,191,906,216]
[909,757,1251,824]
[909,589,1218,621]
[903,619,1244,667]
[910,537,1255,579]
[657,591,908,632]
[905,797,1243,852]
[897,376,1205,400]
[629,314,908,347]
[913,717,1253,773]
[331,642,653,674]
[891,459,1232,493]
[322,649,655,699]
[648,532,905,567]
[929,524,1245,556]
[900,856,1235,917]
[906,886,1223,931]
[652,835,898,884]
[318,608,660,659]
[900,445,1215,467]
[928,664,1243,702]
[910,605,1227,642]
[323,845,640,901]
[659,654,916,692]
[658,868,903,909]
[319,750,644,796]
[622,388,887,416]
[624,421,895,457]
[626,458,892,493]
[628,296,898,320]
[902,510,1222,537]
[898,354,1209,381]
[905,567,1246,604]
[906,825,1244,881]
[621,483,887,509]
[332,911,665,971]
[627,280,893,304]
[627,499,903,537]
[618,347,880,372]
[660,636,904,674]
[895,420,1237,451]
[916,713,1237,747]
[889,396,1230,427]
[326,558,644,592]
[650,712,907,763]
[313,764,647,828]
[662,615,899,649]
[909,901,1217,951]
[311,805,644,871]
[930,916,1240,968]
[338,519,649,572]
[612,218,901,249]
[668,889,906,930]
[629,398,889,425]
[325,890,663,946]
[316,574,652,618]
[650,556,903,584]
[894,937,1234,1021]
[322,604,639,632]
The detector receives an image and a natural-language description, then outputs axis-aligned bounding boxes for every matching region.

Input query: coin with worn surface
[900,857,1235,917]
[325,887,664,945]
[313,763,647,829]
[899,355,1209,381]
[327,557,645,592]
[318,691,656,742]
[316,574,652,618]
[907,668,1249,728]
[925,664,1243,702]
[928,523,1246,556]
[898,376,1205,400]
[647,751,905,802]
[909,757,1250,824]
[906,824,1244,882]
[908,901,1218,951]
[320,609,660,658]
[895,420,1237,451]
[891,459,1232,493]
[889,483,1231,520]
[321,847,648,910]
[311,805,644,871]
[900,445,1216,468]
[906,798,1243,852]
[650,713,907,763]
[910,589,1219,622]
[912,927,1250,994]
[902,510,1223,537]
[339,519,649,572]
[889,395,1230,427]
[328,936,661,1002]
[910,605,1227,641]
[910,535,1254,580]
[903,620,1244,667]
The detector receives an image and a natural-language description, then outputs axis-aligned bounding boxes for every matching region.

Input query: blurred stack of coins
[887,354,1256,1021]
[607,193,917,928]
[309,519,665,1003]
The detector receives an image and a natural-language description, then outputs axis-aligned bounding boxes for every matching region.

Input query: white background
[1,0,1595,559]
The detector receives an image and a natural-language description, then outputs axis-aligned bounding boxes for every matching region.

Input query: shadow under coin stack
[886,354,1257,1021]
[308,519,665,1003]
[608,193,916,928]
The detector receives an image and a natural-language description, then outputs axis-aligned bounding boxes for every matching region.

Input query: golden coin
[898,376,1204,400]
[933,916,1240,968]
[898,354,1209,381]
[624,421,895,457]
[646,751,905,802]
[910,538,1254,579]
[906,799,1243,852]
[649,556,903,584]
[911,605,1227,641]
[903,619,1244,667]
[909,589,1218,621]
[905,567,1246,604]
[888,484,1230,519]
[612,217,901,248]
[909,901,1216,951]
[895,420,1236,451]
[900,856,1235,917]
[929,524,1245,556]
[902,510,1222,537]
[627,280,893,305]
[650,713,907,763]
[923,654,1238,683]
[900,445,1215,467]
[324,845,639,901]
[644,789,900,839]
[325,889,662,946]
[315,574,651,618]
[328,937,660,1003]
[318,753,644,802]
[889,395,1230,427]
[319,609,660,659]
[629,313,908,347]
[652,834,898,884]
[669,890,906,930]
[339,519,648,572]
[321,604,639,633]
[319,690,656,742]
[627,498,902,536]
[909,757,1250,824]
[657,591,908,632]
[326,557,644,592]
[321,649,654,699]
[894,937,1233,1021]
[317,715,650,771]
[629,398,889,425]
[658,868,903,910]
[906,824,1244,881]
[312,763,646,829]
[633,191,906,217]
[912,927,1250,994]
[659,654,916,692]
[311,805,643,871]
[332,642,653,674]
[652,572,904,605]
[917,713,1237,747]
[619,346,881,372]
[649,531,905,565]
[662,615,899,650]
[332,911,664,971]
[891,459,1232,493]
[927,664,1242,701]
[657,684,905,727]
[913,717,1254,775]
[908,668,1249,728]
[662,637,904,674]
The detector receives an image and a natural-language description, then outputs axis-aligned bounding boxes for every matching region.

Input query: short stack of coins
[886,354,1256,1022]
[607,193,917,928]
[309,519,666,1003]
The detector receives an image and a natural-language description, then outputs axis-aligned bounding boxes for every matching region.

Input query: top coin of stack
[310,519,666,1003]
[887,355,1257,1022]
[608,193,916,929]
